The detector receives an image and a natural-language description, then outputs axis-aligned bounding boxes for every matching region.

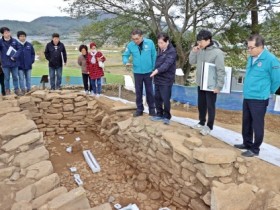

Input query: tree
[63,0,280,84]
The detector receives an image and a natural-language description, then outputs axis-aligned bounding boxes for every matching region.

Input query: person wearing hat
[44,33,67,90]
[86,42,106,97]
[189,29,225,136]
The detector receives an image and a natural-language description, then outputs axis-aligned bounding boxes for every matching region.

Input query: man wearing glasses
[234,34,280,157]
[122,29,156,117]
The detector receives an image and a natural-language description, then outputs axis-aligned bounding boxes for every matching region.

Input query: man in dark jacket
[44,33,67,90]
[17,31,35,94]
[150,33,177,125]
[0,27,22,95]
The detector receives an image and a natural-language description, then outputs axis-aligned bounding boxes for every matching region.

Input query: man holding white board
[189,29,225,136]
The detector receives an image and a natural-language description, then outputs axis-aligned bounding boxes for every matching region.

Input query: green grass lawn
[32,61,124,85]
[32,46,125,85]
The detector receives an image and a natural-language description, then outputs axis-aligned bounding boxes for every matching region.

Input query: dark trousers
[155,84,172,119]
[82,73,92,91]
[197,86,217,130]
[0,72,5,95]
[134,73,155,114]
[242,99,268,154]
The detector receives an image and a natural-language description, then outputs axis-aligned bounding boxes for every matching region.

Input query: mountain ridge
[0,16,92,36]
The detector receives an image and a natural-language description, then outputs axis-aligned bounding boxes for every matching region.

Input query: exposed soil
[45,132,167,209]
[43,87,280,210]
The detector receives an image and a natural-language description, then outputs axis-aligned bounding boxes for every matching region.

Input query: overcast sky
[0,0,70,22]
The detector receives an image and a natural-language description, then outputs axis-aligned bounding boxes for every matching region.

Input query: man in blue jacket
[234,34,280,157]
[17,31,35,94]
[122,29,156,117]
[0,27,22,95]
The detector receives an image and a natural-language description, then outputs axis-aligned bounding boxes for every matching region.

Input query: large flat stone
[11,201,32,210]
[1,132,42,152]
[0,113,37,140]
[34,173,61,198]
[26,160,54,180]
[194,163,232,178]
[0,107,21,116]
[13,146,49,168]
[193,148,237,164]
[43,187,90,210]
[15,173,60,202]
[117,118,133,131]
[31,90,46,99]
[0,100,19,108]
[0,166,16,181]
[32,187,68,209]
[211,183,256,210]
[162,131,194,162]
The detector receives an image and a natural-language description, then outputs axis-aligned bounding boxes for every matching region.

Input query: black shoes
[133,111,143,117]
[234,144,251,150]
[241,150,259,157]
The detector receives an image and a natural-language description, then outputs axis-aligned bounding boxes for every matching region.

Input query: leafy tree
[63,0,280,84]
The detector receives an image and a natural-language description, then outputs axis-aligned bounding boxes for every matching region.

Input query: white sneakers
[191,123,211,136]
[191,123,204,130]
[90,92,101,97]
[200,126,211,136]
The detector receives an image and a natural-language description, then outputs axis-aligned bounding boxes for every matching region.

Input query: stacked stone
[6,90,279,210]
[27,90,92,136]
[106,116,280,210]
[0,96,91,210]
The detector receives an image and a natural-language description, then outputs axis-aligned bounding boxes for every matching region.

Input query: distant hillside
[0,16,108,36]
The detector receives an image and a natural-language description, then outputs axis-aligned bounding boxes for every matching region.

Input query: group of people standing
[77,42,106,96]
[0,27,68,94]
[123,28,280,158]
[0,27,35,96]
[122,29,177,125]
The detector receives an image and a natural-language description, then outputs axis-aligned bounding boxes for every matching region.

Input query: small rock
[238,165,248,175]
[149,191,162,200]
[137,173,147,181]
[10,171,20,181]
[137,192,148,201]
[108,195,115,203]
[72,141,82,153]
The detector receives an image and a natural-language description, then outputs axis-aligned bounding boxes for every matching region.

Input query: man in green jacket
[189,29,225,136]
[234,34,280,157]
[122,29,156,117]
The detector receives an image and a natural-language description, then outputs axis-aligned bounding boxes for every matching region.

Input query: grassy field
[32,45,128,85]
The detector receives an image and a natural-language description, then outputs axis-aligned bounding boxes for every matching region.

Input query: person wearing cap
[17,31,35,94]
[86,42,106,97]
[189,29,225,136]
[44,33,67,90]
[0,27,22,95]
[122,29,156,117]
[234,34,280,157]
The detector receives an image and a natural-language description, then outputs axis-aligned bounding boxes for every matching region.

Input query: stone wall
[1,90,280,210]
[0,96,92,210]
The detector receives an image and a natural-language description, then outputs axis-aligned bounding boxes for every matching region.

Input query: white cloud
[0,0,70,22]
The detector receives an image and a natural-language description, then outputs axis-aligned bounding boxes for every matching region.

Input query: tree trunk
[249,0,259,33]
